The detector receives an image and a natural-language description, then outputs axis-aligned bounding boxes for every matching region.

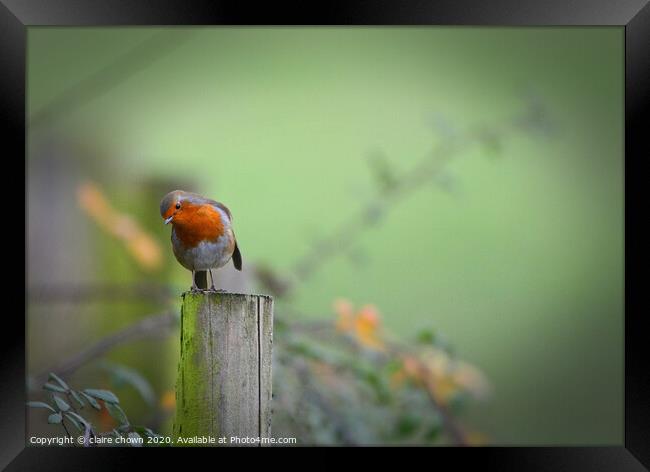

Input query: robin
[160,190,242,291]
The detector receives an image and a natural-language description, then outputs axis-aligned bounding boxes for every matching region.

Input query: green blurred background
[26,27,623,445]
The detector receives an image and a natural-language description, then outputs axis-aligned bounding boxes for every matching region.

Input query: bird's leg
[208,269,226,293]
[209,269,216,291]
[209,269,224,292]
[190,270,199,292]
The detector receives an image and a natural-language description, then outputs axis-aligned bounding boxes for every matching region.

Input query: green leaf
[127,432,143,447]
[133,425,160,439]
[66,411,90,427]
[105,402,128,426]
[48,372,69,390]
[416,329,436,345]
[383,358,403,376]
[43,382,67,393]
[81,424,92,447]
[64,413,82,431]
[48,412,62,424]
[116,423,131,433]
[100,362,156,406]
[70,390,85,407]
[395,414,420,438]
[80,392,101,410]
[416,329,454,354]
[83,389,119,404]
[52,395,70,412]
[26,401,56,412]
[361,370,390,404]
[423,423,441,441]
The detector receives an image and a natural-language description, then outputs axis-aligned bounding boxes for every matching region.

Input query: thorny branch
[28,283,176,304]
[282,101,551,294]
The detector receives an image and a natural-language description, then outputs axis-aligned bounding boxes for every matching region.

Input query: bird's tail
[232,242,242,271]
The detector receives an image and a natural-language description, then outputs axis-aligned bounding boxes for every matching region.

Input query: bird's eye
[175,202,181,209]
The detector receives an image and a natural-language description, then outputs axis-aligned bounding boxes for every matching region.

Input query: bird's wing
[206,199,233,222]
[206,199,241,270]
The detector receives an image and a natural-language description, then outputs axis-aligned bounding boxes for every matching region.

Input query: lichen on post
[173,291,273,445]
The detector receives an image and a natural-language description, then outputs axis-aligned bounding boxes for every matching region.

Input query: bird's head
[160,190,190,225]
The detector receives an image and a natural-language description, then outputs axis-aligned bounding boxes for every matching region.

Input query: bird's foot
[190,285,223,293]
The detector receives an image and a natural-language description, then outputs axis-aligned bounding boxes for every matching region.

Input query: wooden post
[173,291,273,445]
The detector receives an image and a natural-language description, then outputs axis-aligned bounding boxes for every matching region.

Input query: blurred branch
[28,283,177,304]
[31,311,177,389]
[287,142,453,287]
[263,103,551,297]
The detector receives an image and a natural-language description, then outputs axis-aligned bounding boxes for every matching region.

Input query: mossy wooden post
[174,291,273,445]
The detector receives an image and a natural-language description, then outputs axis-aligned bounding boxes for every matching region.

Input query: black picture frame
[4,0,647,467]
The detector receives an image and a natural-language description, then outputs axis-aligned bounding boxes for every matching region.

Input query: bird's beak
[164,216,173,225]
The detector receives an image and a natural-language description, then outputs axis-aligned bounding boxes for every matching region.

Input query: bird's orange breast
[172,203,225,248]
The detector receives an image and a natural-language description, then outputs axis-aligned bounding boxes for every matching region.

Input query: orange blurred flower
[160,389,176,412]
[391,349,490,406]
[334,299,354,332]
[77,181,162,271]
[354,305,383,350]
[333,299,385,351]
